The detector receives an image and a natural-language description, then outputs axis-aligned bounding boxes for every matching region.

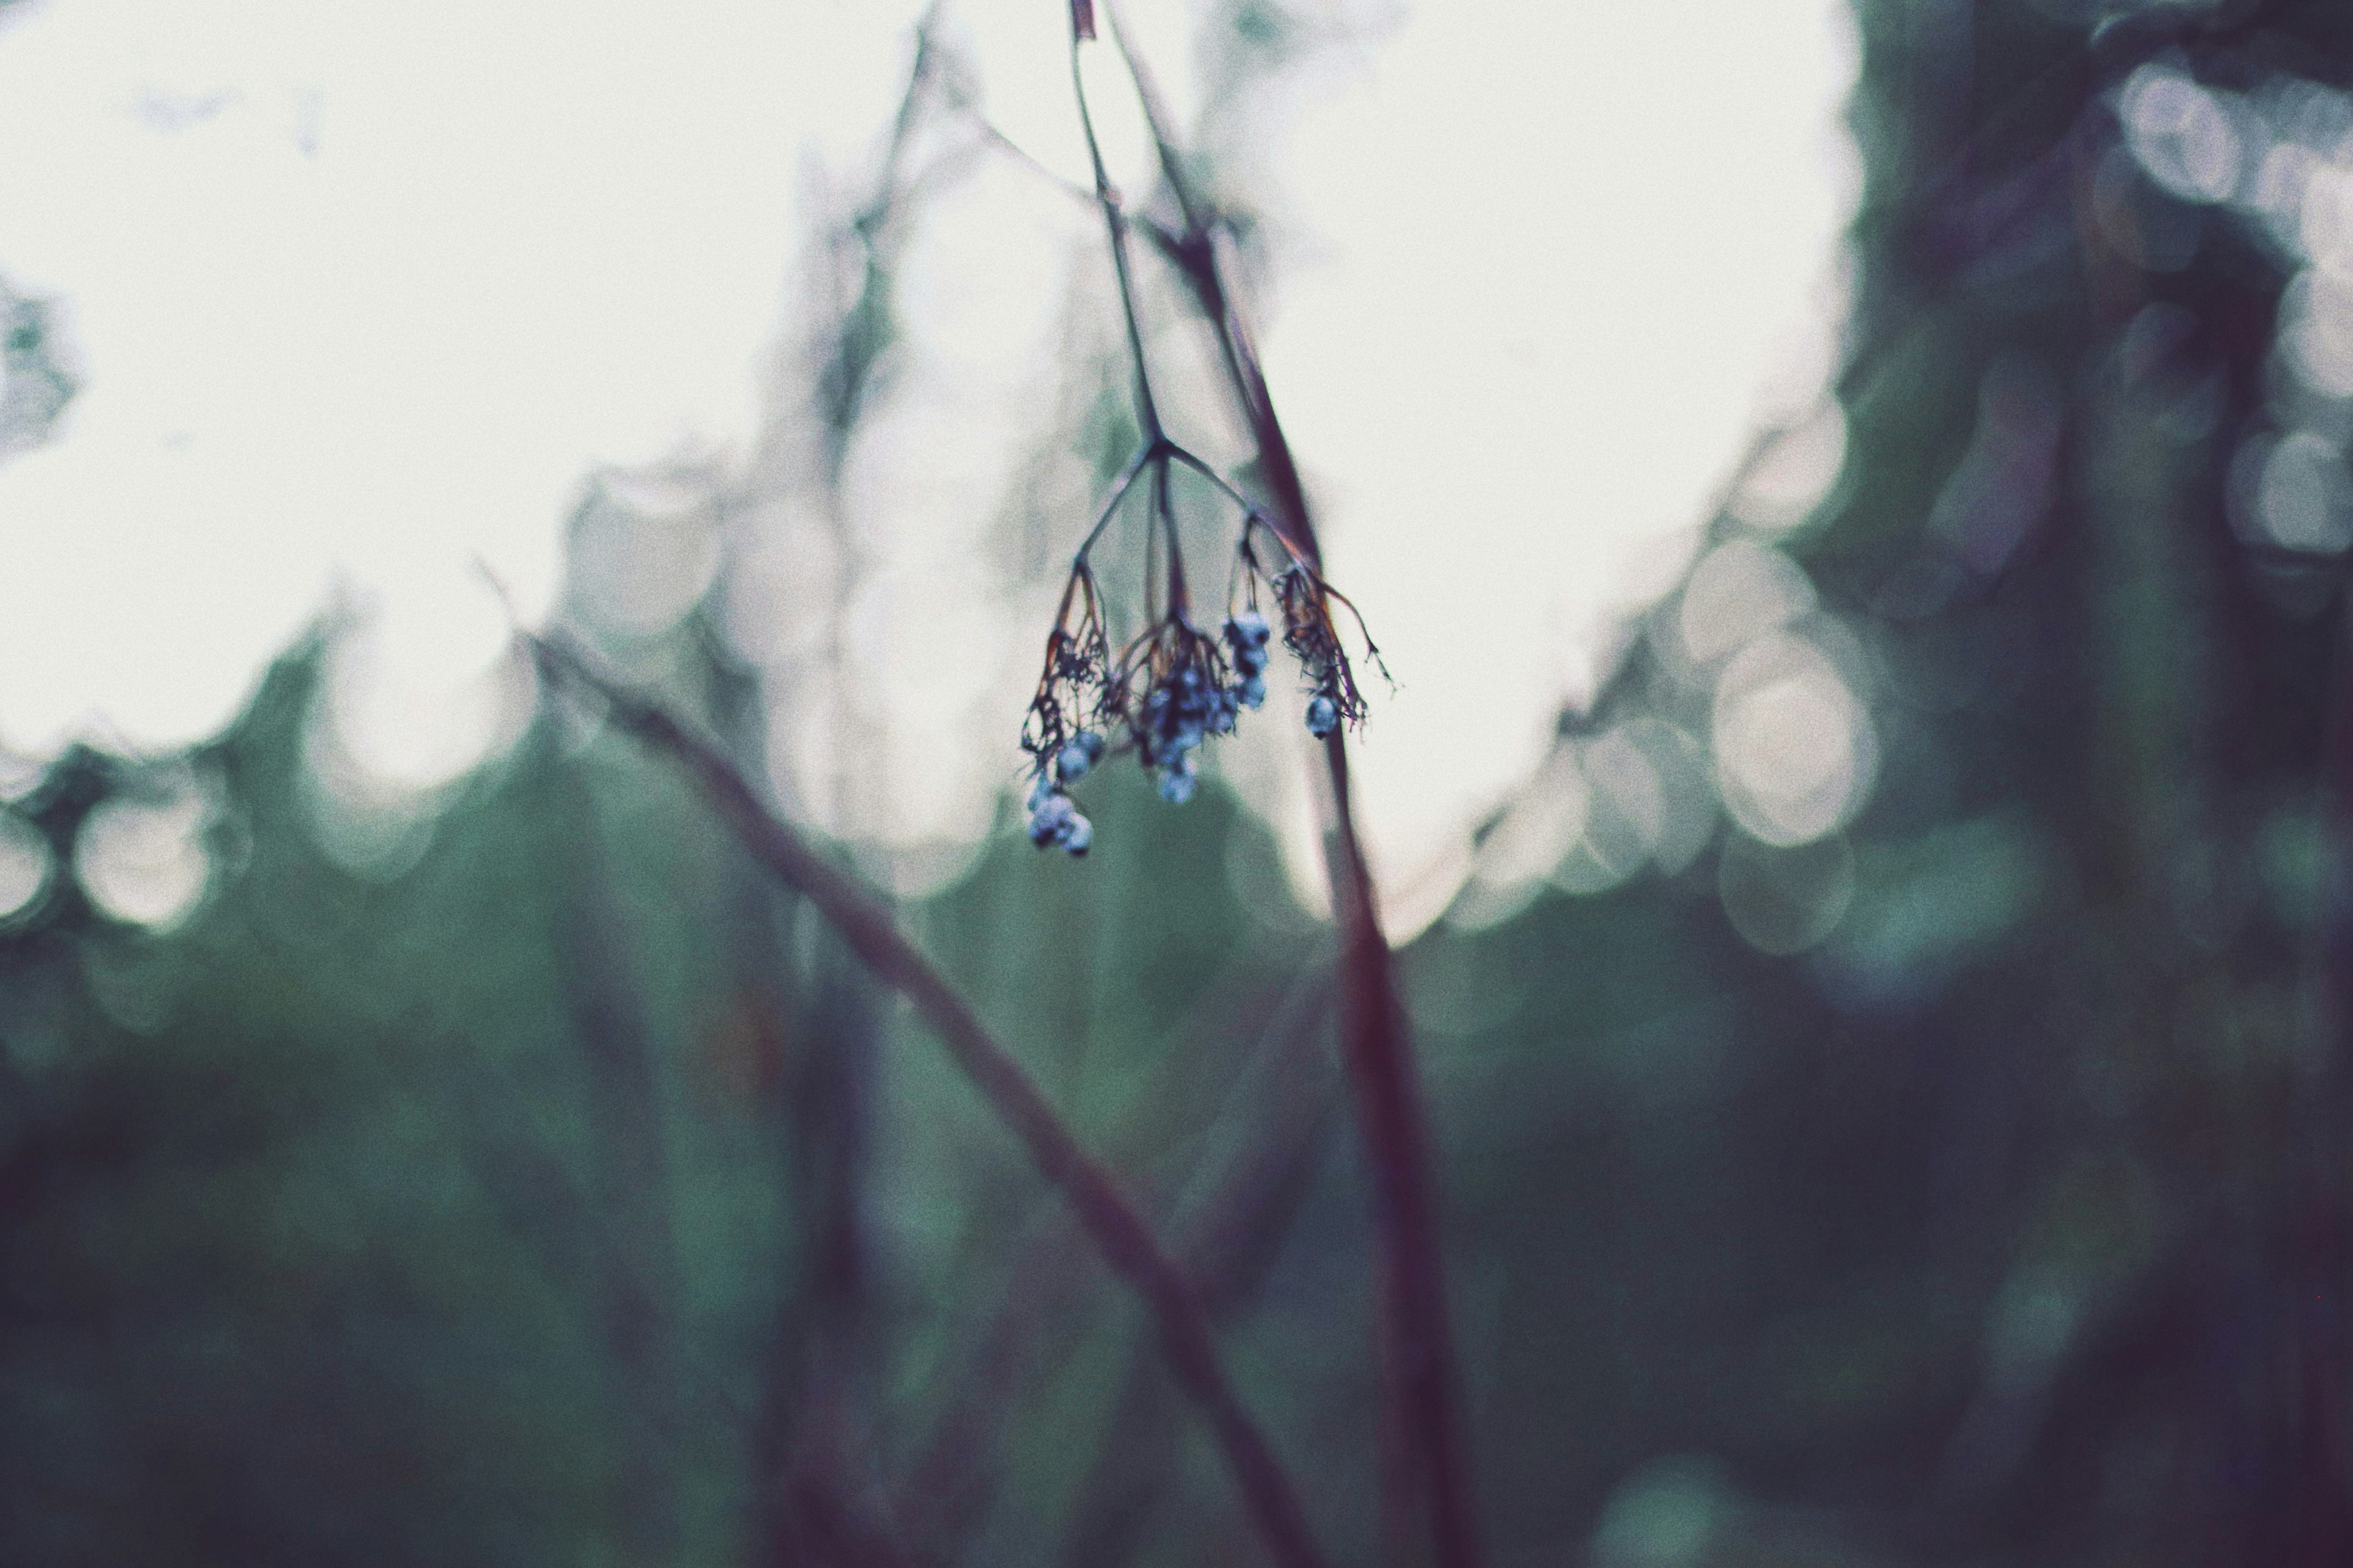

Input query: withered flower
[1017,446,1385,853]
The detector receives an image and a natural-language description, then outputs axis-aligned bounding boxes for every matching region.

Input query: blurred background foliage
[6,0,2353,1564]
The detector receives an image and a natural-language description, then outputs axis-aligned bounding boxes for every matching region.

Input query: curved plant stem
[524,630,1331,1568]
[1069,28,1162,444]
[1091,7,1481,1563]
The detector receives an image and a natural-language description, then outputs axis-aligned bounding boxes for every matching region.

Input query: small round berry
[1056,740,1094,782]
[1305,694,1340,738]
[1063,814,1093,856]
[1225,611,1271,648]
[1028,793,1076,847]
[1238,674,1266,710]
[1158,759,1197,805]
[1207,689,1238,735]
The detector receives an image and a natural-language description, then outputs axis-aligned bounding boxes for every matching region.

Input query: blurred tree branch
[522,627,1331,1568]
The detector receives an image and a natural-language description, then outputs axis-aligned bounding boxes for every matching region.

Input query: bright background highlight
[0,0,1860,927]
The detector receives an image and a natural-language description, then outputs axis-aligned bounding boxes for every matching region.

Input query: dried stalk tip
[1269,562,1385,738]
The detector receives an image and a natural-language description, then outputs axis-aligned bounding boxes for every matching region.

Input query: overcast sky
[0,0,1858,922]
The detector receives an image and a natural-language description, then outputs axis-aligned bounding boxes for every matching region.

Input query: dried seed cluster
[1019,496,1384,856]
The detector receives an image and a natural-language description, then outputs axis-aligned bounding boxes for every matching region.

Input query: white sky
[0,0,1858,918]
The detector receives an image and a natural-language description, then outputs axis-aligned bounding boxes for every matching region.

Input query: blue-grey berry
[1238,674,1266,710]
[1063,814,1093,856]
[1158,759,1197,805]
[1207,688,1238,735]
[1056,740,1093,782]
[1225,611,1271,648]
[1305,694,1340,738]
[1029,792,1075,847]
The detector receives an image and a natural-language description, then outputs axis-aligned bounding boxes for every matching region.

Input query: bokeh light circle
[74,779,211,927]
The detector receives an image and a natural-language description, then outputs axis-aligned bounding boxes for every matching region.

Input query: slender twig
[963,107,1196,274]
[899,962,1336,1567]
[524,629,1331,1568]
[1154,451,1189,614]
[1077,441,1157,564]
[1165,445,1318,567]
[1100,0,1205,239]
[1069,25,1163,442]
[1059,972,1342,1568]
[1090,8,1481,1563]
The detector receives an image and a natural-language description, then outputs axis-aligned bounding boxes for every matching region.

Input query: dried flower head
[1248,523,1387,742]
[1016,443,1386,853]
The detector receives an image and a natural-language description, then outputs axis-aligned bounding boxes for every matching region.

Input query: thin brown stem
[901,964,1335,1566]
[1077,442,1157,565]
[1101,0,1205,239]
[1318,730,1476,1568]
[963,107,1191,267]
[1085,14,1481,1560]
[526,630,1331,1568]
[1058,973,1341,1568]
[1069,29,1163,442]
[1155,452,1189,615]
